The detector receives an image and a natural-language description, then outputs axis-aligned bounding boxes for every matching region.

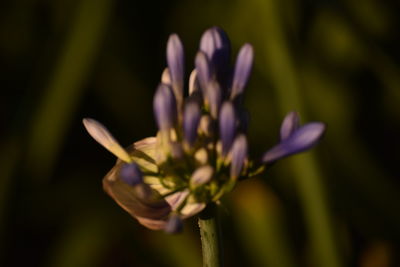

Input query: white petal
[189,69,199,95]
[190,165,214,186]
[181,202,206,218]
[83,118,131,162]
[165,190,189,210]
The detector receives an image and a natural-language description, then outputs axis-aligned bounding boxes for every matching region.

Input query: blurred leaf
[232,179,296,267]
[26,0,113,179]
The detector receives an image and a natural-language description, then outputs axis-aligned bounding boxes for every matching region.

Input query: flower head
[83,27,326,233]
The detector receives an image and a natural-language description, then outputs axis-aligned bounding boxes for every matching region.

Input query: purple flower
[83,27,326,233]
[262,112,326,164]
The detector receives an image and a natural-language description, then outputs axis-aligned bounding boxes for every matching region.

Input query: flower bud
[262,122,326,164]
[207,81,222,119]
[229,135,248,179]
[199,26,230,74]
[231,44,253,99]
[219,102,236,155]
[120,163,143,186]
[167,34,184,106]
[153,84,177,131]
[195,51,211,93]
[183,101,201,147]
[164,214,183,234]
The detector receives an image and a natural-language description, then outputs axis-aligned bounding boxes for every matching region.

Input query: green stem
[198,204,223,267]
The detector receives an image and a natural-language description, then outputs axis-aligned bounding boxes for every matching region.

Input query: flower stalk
[198,204,223,267]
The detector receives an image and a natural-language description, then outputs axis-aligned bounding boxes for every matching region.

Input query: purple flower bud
[199,27,231,72]
[195,51,211,93]
[219,102,236,155]
[231,44,254,99]
[280,111,300,140]
[164,214,183,234]
[190,165,214,186]
[183,101,201,146]
[207,81,222,118]
[120,163,143,186]
[153,84,177,131]
[167,34,184,104]
[230,134,248,179]
[262,122,326,164]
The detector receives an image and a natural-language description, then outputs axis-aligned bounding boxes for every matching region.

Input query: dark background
[1,0,400,266]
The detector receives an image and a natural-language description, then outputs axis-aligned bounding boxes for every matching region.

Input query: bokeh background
[1,0,400,266]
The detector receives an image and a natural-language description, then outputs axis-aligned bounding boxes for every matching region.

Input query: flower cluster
[83,27,325,233]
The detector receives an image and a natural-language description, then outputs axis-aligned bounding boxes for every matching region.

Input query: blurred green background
[1,0,400,266]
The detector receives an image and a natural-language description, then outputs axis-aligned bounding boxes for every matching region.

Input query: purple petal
[120,163,143,186]
[183,101,201,146]
[153,83,177,131]
[199,27,231,71]
[230,134,248,179]
[166,34,184,104]
[262,122,326,164]
[231,44,254,99]
[219,102,236,155]
[164,214,183,234]
[195,51,211,93]
[280,111,300,140]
